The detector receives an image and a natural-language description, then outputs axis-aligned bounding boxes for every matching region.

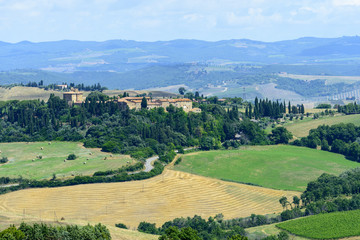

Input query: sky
[0,0,359,43]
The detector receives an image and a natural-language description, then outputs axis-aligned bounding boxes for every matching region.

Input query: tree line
[244,97,304,119]
[292,123,360,162]
[137,214,289,240]
[0,222,111,240]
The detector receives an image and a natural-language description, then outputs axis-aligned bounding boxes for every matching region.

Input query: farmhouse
[63,89,83,106]
[62,92,200,112]
[117,97,197,112]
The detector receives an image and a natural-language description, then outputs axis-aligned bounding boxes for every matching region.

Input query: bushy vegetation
[293,122,360,161]
[138,214,247,240]
[316,103,331,109]
[67,153,77,160]
[277,209,360,239]
[338,102,360,114]
[301,168,360,203]
[0,222,111,240]
[115,223,128,229]
[0,156,8,163]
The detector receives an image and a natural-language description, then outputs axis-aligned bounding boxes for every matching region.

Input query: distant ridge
[1,36,360,72]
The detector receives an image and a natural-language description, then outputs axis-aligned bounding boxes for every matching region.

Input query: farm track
[0,169,299,229]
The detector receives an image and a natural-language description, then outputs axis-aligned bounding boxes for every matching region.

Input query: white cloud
[333,0,360,6]
[0,0,359,42]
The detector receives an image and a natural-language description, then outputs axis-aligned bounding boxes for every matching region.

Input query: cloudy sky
[0,0,359,43]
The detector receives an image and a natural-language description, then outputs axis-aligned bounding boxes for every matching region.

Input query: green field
[0,142,134,180]
[277,210,360,239]
[174,145,360,191]
[284,114,360,138]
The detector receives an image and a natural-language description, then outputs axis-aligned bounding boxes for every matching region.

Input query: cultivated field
[284,114,360,138]
[0,86,63,101]
[278,73,360,85]
[0,86,177,101]
[0,142,133,180]
[0,169,298,229]
[173,145,359,191]
[277,210,360,239]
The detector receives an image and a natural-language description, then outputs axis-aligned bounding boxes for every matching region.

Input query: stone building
[117,97,198,112]
[63,89,83,106]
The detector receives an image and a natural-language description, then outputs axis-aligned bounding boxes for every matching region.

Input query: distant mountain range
[1,36,360,99]
[0,36,360,72]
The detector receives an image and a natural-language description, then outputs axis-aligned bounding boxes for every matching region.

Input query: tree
[160,226,202,240]
[178,87,186,95]
[269,127,293,144]
[321,139,330,151]
[141,97,147,109]
[279,196,288,210]
[67,153,77,160]
[138,222,158,234]
[228,235,248,240]
[293,196,300,208]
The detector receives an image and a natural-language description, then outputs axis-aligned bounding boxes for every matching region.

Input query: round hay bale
[83,162,86,164]
[110,154,113,157]
[40,147,44,150]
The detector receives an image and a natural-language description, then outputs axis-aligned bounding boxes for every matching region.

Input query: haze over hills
[1,36,360,100]
[2,36,360,71]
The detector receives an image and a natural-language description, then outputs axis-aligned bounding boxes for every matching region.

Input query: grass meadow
[0,142,133,180]
[174,145,360,191]
[277,210,360,239]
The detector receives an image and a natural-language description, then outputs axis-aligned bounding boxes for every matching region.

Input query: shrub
[0,157,8,163]
[115,223,128,229]
[138,221,158,234]
[67,153,77,160]
[175,157,182,165]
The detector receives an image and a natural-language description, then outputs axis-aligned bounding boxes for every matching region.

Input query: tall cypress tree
[141,97,148,109]
[288,101,291,114]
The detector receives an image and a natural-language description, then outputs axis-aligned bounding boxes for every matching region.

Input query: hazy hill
[1,36,360,72]
[2,36,360,99]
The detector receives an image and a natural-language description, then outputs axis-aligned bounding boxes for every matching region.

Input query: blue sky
[0,0,359,43]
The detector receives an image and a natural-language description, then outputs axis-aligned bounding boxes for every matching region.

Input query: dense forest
[0,92,274,160]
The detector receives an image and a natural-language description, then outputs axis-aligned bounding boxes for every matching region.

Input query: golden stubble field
[0,169,299,230]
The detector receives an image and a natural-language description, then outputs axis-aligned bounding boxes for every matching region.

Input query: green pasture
[0,142,133,180]
[174,145,360,191]
[277,210,360,239]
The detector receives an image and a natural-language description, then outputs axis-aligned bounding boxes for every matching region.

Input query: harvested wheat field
[0,169,299,229]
